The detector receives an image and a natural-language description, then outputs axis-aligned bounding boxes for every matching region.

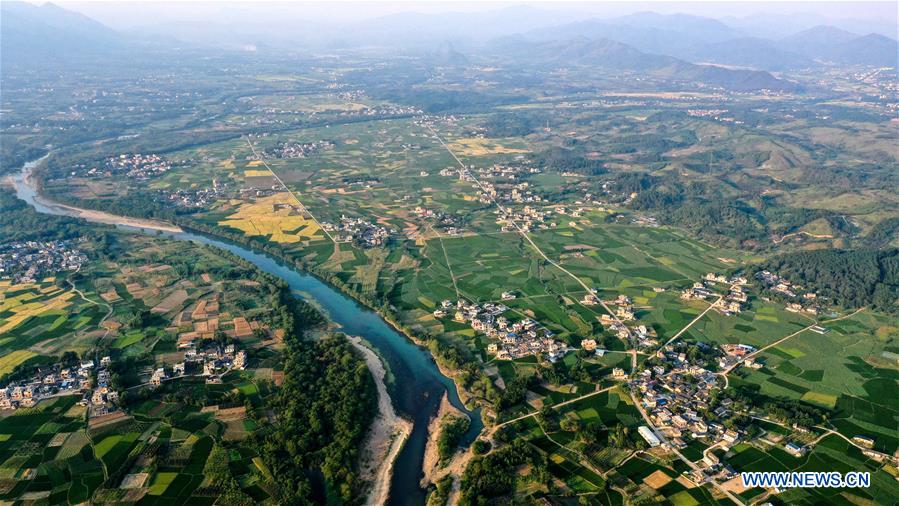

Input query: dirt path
[348,335,413,506]
[722,307,865,375]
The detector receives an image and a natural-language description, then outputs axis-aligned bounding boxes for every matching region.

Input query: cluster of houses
[631,215,660,227]
[681,274,748,315]
[98,153,184,179]
[755,270,824,315]
[0,358,104,411]
[266,140,334,159]
[686,109,741,124]
[152,343,247,387]
[705,273,749,315]
[719,343,765,370]
[476,163,541,182]
[411,206,464,235]
[433,299,569,361]
[0,240,87,283]
[157,182,226,208]
[582,294,659,348]
[324,215,393,248]
[89,356,119,416]
[632,343,748,470]
[496,206,554,233]
[477,181,546,205]
[555,206,589,219]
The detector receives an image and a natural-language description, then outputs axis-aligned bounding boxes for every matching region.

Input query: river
[12,159,483,505]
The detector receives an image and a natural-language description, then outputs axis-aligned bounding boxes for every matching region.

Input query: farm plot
[219,192,325,244]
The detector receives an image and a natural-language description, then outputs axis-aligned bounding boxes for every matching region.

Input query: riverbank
[420,392,467,488]
[8,167,184,234]
[13,159,483,505]
[349,335,414,506]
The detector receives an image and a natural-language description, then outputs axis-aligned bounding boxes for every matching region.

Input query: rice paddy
[219,192,324,244]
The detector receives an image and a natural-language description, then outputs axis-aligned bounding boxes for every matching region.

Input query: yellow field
[246,161,265,167]
[447,137,529,156]
[0,284,76,334]
[219,192,323,244]
[0,350,37,375]
[800,391,838,409]
[244,169,271,177]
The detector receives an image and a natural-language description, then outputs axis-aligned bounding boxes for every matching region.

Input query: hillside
[0,1,125,63]
[491,37,795,91]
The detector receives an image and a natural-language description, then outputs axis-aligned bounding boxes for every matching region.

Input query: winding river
[12,159,483,505]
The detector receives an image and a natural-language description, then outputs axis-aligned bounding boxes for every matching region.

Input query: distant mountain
[526,12,744,58]
[783,26,859,55]
[724,12,898,40]
[689,37,814,71]
[607,11,741,42]
[829,33,899,66]
[784,26,899,66]
[523,13,815,72]
[1,1,127,63]
[336,5,583,48]
[489,37,795,92]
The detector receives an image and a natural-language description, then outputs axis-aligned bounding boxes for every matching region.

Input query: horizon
[19,1,899,34]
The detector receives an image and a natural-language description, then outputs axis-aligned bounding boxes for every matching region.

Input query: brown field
[151,289,189,314]
[643,469,673,489]
[99,289,121,302]
[87,411,132,430]
[232,317,253,337]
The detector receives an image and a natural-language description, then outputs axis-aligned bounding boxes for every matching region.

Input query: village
[149,341,247,387]
[0,356,117,414]
[0,239,87,283]
[755,270,827,316]
[0,357,99,410]
[72,153,189,180]
[433,298,570,361]
[157,182,227,208]
[0,340,250,415]
[266,139,334,159]
[323,215,393,247]
[630,339,769,484]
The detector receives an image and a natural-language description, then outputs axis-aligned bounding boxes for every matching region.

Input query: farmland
[24,92,899,504]
[2,12,897,504]
[0,224,348,504]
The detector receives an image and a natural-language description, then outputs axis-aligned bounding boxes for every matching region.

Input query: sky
[48,1,899,30]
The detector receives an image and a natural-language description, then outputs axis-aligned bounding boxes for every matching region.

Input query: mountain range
[2,2,896,79]
[525,13,897,70]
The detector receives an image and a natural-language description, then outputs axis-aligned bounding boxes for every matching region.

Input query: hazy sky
[51,1,899,29]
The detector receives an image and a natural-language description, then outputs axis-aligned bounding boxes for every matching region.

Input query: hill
[490,36,795,91]
[689,37,814,71]
[1,1,126,64]
[784,26,899,66]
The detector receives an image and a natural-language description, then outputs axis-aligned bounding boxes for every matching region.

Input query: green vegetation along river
[13,159,483,505]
